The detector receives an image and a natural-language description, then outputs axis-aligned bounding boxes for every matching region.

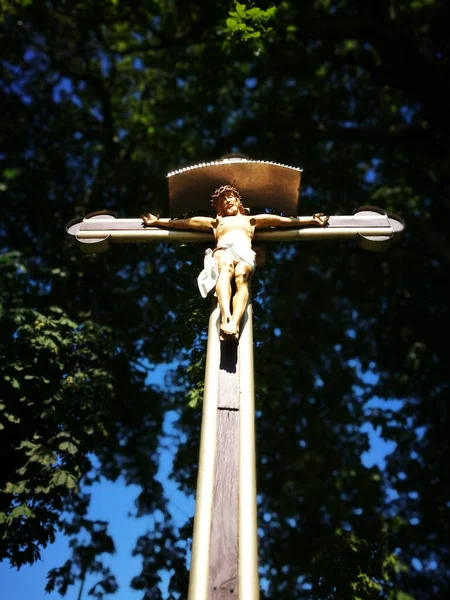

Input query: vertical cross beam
[238,303,259,599]
[188,299,259,599]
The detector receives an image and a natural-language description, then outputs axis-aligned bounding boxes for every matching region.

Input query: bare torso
[214,214,255,248]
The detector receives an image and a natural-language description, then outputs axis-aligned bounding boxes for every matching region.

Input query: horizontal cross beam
[66,207,404,253]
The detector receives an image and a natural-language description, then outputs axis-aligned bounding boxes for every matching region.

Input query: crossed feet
[220,316,239,342]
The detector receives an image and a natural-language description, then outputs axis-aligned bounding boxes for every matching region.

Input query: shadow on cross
[219,342,238,374]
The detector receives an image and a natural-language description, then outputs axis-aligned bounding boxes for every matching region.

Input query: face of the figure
[217,191,240,216]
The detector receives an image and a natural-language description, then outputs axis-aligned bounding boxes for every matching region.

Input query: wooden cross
[67,158,404,600]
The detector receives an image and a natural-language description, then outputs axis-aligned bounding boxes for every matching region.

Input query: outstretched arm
[142,213,214,232]
[253,213,329,229]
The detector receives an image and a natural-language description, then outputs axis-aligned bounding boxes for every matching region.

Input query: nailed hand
[141,213,158,226]
[312,213,330,226]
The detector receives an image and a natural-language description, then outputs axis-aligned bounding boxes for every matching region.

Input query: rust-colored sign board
[168,158,302,216]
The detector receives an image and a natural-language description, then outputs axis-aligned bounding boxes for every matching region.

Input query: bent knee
[234,265,252,285]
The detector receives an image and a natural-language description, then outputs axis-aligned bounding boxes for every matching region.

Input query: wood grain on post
[209,409,239,598]
[209,339,240,598]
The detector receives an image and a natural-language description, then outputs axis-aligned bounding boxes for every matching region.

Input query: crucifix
[67,156,404,600]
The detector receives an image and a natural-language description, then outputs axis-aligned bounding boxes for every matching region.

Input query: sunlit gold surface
[238,302,260,599]
[188,302,221,600]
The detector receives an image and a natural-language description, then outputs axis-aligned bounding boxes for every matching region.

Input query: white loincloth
[197,244,256,298]
[197,248,219,298]
[217,243,256,271]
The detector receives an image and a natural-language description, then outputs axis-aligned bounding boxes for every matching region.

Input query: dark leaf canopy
[1,1,449,598]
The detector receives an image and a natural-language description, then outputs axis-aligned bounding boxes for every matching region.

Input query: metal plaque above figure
[166,155,304,216]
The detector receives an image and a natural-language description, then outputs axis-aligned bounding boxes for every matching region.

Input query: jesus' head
[211,185,245,216]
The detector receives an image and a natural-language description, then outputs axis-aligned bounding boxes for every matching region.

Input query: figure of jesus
[142,185,329,341]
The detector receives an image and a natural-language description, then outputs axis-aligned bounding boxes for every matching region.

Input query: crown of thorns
[210,185,243,209]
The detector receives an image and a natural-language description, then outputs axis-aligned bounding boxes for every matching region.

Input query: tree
[1,1,448,598]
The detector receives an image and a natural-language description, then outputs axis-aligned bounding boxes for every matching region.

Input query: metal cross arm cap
[66,207,404,254]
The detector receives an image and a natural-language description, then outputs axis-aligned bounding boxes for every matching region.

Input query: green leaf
[48,306,63,314]
[235,2,246,18]
[388,592,416,600]
[59,441,78,455]
[3,168,21,180]
[10,504,33,519]
[65,474,78,490]
[187,387,201,409]
[5,481,27,494]
[5,412,20,424]
[226,17,239,31]
[4,376,20,389]
[51,471,68,487]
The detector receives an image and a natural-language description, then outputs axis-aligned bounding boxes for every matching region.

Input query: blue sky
[1,480,145,600]
[1,361,195,600]
[1,418,195,600]
[1,354,401,599]
[1,420,396,600]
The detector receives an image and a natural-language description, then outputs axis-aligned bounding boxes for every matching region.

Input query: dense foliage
[1,1,449,598]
